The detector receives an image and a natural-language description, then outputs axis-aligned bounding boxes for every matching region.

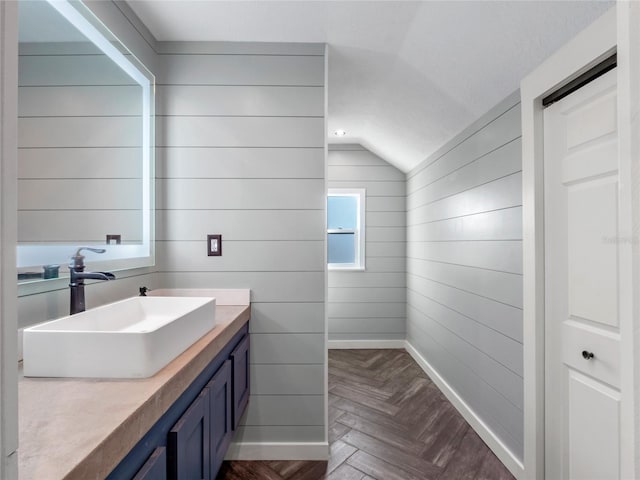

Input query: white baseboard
[328,339,406,349]
[224,442,329,461]
[404,341,525,479]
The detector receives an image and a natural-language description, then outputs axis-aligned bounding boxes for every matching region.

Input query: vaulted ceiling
[127,0,613,172]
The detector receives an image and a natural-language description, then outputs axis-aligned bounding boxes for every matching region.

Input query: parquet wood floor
[217,349,515,480]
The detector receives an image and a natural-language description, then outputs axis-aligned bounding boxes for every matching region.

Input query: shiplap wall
[406,92,523,460]
[18,43,143,244]
[17,1,158,331]
[328,144,406,342]
[156,43,326,445]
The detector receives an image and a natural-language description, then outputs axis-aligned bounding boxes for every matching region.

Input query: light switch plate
[207,234,222,256]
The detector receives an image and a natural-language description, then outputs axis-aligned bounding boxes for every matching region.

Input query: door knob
[582,350,595,360]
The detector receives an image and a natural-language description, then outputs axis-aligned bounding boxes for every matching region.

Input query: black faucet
[69,247,115,315]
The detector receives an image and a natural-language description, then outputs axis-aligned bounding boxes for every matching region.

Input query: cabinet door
[230,334,250,429]
[133,447,167,480]
[207,359,232,476]
[168,389,210,480]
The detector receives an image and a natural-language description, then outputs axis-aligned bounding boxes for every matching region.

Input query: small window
[327,188,365,270]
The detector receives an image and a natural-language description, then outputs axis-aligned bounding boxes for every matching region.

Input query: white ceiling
[127,0,613,172]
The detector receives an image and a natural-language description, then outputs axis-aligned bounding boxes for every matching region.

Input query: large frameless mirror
[17,0,154,283]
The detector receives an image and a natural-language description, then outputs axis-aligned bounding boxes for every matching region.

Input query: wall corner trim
[404,341,525,479]
[328,340,406,349]
[224,442,329,461]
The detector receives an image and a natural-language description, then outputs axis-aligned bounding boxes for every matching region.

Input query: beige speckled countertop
[18,305,250,480]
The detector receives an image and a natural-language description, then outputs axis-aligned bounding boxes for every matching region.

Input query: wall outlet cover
[106,234,121,245]
[207,234,222,256]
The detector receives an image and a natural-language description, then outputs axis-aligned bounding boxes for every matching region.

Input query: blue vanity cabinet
[106,322,250,480]
[230,334,250,429]
[133,447,167,480]
[168,388,211,480]
[207,359,233,475]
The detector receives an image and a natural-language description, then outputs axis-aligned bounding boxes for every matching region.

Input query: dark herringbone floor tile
[217,349,515,480]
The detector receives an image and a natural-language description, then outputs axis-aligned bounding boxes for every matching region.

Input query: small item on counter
[17,272,43,280]
[43,264,60,279]
[139,286,149,296]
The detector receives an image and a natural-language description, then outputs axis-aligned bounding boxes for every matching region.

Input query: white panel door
[544,69,621,480]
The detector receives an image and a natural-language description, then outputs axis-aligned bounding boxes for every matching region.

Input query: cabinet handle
[582,350,595,360]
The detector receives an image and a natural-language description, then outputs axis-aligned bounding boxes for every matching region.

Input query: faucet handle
[73,247,106,258]
[70,247,107,269]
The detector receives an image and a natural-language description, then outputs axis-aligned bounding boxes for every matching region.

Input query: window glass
[327,196,358,230]
[328,233,356,264]
[327,188,365,270]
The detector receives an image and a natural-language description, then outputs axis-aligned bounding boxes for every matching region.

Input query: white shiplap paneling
[157,85,323,117]
[328,286,405,303]
[158,271,324,303]
[407,207,522,242]
[327,145,406,342]
[250,333,325,365]
[406,96,523,461]
[156,178,324,210]
[407,172,522,226]
[407,273,522,342]
[156,147,324,179]
[328,317,406,334]
[406,138,522,210]
[157,116,323,148]
[155,241,324,272]
[251,364,325,395]
[249,303,325,334]
[158,48,326,443]
[407,240,522,274]
[328,271,406,289]
[156,209,324,241]
[408,258,522,308]
[243,395,324,426]
[159,54,324,86]
[407,104,521,192]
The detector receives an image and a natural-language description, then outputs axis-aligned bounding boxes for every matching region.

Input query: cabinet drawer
[133,447,166,480]
[207,359,232,476]
[168,389,210,480]
[230,334,250,429]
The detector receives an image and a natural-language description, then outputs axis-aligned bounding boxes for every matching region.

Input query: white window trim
[327,188,366,271]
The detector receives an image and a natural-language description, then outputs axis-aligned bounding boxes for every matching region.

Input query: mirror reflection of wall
[17,0,143,249]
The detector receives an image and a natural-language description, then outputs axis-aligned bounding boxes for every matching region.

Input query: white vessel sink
[22,296,216,378]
